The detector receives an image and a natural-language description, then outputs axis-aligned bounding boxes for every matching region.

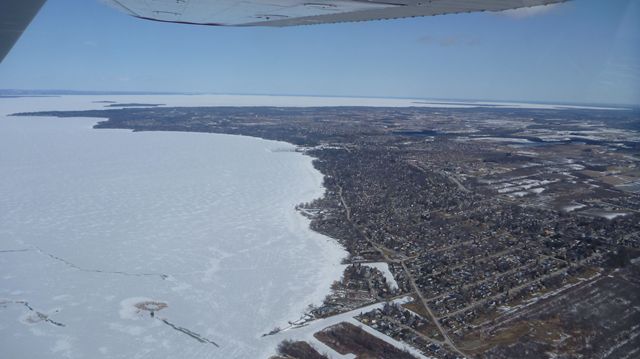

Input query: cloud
[500,3,561,19]
[418,35,480,47]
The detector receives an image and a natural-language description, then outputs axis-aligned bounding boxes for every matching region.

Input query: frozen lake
[0,96,348,358]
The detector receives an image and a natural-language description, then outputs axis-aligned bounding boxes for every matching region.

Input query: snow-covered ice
[0,96,349,358]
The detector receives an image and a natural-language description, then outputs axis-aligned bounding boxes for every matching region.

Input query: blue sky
[1,0,638,106]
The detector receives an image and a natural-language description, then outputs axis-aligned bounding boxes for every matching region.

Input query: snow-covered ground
[267,296,429,359]
[596,212,630,220]
[563,203,587,212]
[362,262,399,290]
[0,96,352,358]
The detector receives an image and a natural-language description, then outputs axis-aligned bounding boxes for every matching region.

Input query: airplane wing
[104,0,568,26]
[0,0,46,63]
[0,0,567,63]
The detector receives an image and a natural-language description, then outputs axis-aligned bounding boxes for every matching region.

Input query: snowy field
[0,96,351,358]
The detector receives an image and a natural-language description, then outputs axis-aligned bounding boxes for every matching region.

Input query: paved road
[337,180,468,357]
[401,261,468,358]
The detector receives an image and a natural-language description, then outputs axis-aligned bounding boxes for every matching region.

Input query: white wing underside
[105,0,568,26]
[0,0,567,63]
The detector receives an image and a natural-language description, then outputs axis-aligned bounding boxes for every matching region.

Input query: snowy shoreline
[0,95,349,359]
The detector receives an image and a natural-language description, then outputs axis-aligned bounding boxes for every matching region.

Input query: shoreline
[11,96,639,358]
[263,147,349,349]
[1,98,353,359]
[81,120,354,344]
[86,118,356,357]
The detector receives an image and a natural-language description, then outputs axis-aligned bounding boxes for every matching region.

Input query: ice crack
[0,249,30,253]
[34,247,169,280]
[159,318,220,347]
[0,300,66,327]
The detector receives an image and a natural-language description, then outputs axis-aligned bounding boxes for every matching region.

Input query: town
[16,104,640,358]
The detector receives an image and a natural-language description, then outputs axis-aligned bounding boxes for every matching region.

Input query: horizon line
[1,88,637,109]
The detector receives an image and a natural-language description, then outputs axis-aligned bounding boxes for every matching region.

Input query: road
[337,181,468,357]
[438,253,601,320]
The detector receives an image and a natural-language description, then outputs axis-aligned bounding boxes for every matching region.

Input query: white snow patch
[361,262,399,290]
[563,203,586,212]
[530,187,545,194]
[468,137,533,144]
[567,164,586,170]
[600,212,629,220]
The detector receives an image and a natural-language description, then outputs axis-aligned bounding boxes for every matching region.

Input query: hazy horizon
[1,89,637,108]
[1,0,638,107]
